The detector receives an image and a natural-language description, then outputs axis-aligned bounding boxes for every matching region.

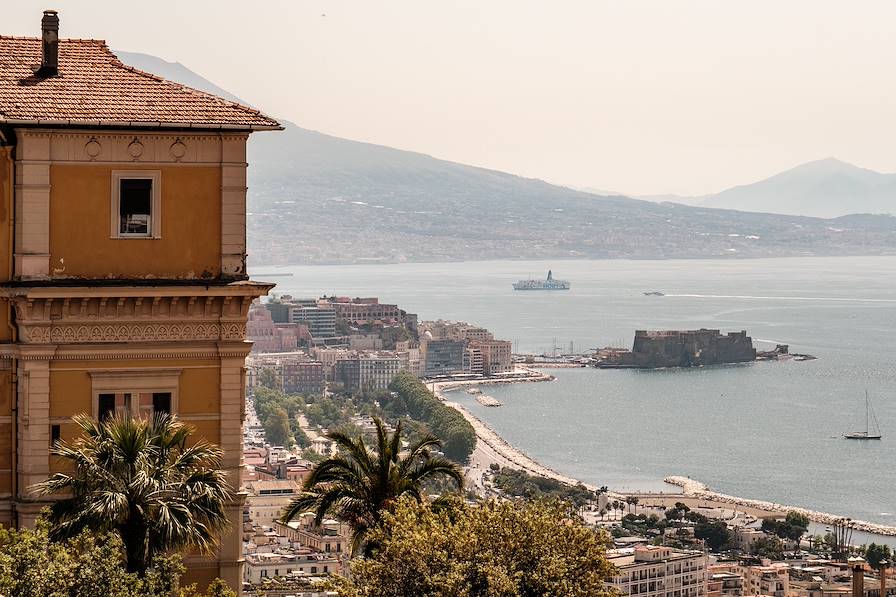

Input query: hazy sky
[7,1,896,196]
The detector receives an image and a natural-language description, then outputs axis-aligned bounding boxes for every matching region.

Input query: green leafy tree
[34,413,231,575]
[865,543,892,570]
[762,511,810,544]
[281,417,463,555]
[694,520,731,551]
[492,468,594,507]
[258,368,279,390]
[664,507,683,521]
[337,498,617,597]
[388,373,476,462]
[264,406,294,446]
[0,521,235,597]
[751,536,785,560]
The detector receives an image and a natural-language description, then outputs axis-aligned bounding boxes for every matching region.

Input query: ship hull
[512,286,570,291]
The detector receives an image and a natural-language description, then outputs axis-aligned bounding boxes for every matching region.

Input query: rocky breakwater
[666,476,896,537]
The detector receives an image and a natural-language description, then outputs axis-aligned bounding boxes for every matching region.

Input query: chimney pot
[39,9,59,76]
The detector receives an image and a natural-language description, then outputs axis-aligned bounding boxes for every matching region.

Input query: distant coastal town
[239,291,891,595]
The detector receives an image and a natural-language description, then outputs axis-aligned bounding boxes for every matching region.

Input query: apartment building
[334,352,402,392]
[707,565,745,597]
[422,337,466,376]
[325,297,401,325]
[246,480,300,526]
[739,564,789,597]
[281,361,325,396]
[473,338,513,376]
[607,546,708,597]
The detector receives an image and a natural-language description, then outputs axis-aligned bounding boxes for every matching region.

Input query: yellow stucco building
[0,11,280,591]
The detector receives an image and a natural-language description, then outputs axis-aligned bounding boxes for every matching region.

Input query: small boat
[643,291,665,296]
[844,391,882,440]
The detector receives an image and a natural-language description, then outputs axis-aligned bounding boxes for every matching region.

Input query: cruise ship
[512,270,571,291]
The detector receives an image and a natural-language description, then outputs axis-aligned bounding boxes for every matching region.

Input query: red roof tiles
[0,36,280,130]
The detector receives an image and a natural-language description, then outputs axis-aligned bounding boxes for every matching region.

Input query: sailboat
[844,390,882,440]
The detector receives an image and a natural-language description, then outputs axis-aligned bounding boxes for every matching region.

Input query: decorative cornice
[0,345,252,361]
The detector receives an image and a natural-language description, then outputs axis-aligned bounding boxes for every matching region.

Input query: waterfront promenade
[435,368,896,541]
[433,370,598,489]
[665,476,896,537]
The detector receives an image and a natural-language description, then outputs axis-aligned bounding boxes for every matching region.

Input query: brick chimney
[39,9,59,76]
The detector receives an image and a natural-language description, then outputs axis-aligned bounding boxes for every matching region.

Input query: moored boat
[513,270,570,291]
[844,391,882,440]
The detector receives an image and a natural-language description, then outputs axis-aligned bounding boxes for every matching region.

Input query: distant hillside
[631,158,896,218]
[119,52,896,265]
[699,158,896,218]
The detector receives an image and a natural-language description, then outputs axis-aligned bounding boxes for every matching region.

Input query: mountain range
[119,51,896,266]
[632,158,896,218]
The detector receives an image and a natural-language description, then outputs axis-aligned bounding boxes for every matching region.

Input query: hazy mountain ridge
[120,52,896,265]
[629,158,896,218]
[701,158,896,218]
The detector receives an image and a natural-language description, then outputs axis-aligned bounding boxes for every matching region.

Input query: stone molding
[15,128,249,166]
[8,291,265,349]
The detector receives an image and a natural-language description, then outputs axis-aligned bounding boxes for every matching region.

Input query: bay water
[255,256,896,527]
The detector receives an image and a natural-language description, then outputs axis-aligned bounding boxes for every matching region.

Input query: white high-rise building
[607,546,708,597]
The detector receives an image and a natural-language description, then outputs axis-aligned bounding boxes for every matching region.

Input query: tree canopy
[864,543,892,570]
[387,373,476,462]
[761,511,810,543]
[282,417,463,555]
[338,498,617,597]
[751,536,785,560]
[0,521,234,597]
[34,413,231,574]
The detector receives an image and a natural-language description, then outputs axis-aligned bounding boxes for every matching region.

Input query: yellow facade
[49,164,223,279]
[0,128,273,593]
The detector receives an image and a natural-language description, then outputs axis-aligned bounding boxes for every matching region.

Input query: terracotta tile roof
[0,36,280,130]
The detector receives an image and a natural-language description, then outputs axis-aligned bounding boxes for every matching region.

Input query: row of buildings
[608,545,896,597]
[248,295,411,352]
[246,312,515,396]
[242,398,346,594]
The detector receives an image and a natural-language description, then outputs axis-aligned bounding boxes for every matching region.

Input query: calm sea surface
[254,257,896,527]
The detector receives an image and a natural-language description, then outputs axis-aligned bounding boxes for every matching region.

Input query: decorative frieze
[20,321,246,344]
[9,290,262,346]
[14,128,249,166]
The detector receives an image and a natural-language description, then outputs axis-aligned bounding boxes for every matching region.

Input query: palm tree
[33,413,230,575]
[281,417,463,555]
[632,496,640,515]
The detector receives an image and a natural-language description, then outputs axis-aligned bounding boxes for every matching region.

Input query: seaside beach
[435,369,896,540]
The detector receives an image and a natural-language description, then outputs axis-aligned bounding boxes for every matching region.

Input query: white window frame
[111,170,162,239]
[89,369,181,419]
